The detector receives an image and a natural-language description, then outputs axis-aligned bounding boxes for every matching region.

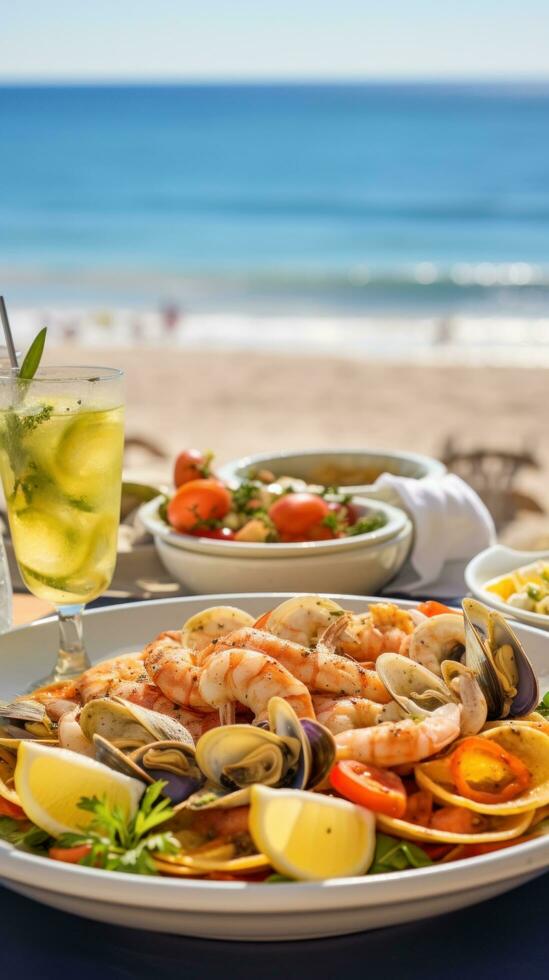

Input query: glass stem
[55,604,91,680]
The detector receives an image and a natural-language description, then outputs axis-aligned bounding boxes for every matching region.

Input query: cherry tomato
[191,526,234,541]
[0,797,27,820]
[167,479,232,533]
[173,449,211,488]
[417,601,456,617]
[330,760,407,818]
[49,843,92,864]
[450,736,531,805]
[268,493,330,538]
[307,523,337,541]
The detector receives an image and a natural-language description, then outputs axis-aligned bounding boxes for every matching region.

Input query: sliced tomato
[173,449,212,487]
[458,837,531,858]
[416,601,456,617]
[0,797,27,820]
[49,843,92,864]
[429,806,486,835]
[167,479,232,533]
[450,736,531,805]
[403,789,433,827]
[330,760,407,818]
[268,493,330,538]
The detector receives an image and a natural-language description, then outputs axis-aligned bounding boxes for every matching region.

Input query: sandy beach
[45,343,549,550]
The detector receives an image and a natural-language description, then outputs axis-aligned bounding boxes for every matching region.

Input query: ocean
[1,82,549,316]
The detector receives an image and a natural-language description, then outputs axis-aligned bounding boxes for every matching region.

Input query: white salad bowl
[218,448,446,505]
[0,593,548,941]
[465,544,549,632]
[139,496,412,595]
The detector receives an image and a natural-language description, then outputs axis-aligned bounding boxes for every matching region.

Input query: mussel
[462,599,539,719]
[79,696,194,750]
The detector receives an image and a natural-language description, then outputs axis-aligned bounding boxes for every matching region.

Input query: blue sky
[2,0,548,80]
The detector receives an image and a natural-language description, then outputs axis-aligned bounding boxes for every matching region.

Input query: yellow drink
[0,400,124,605]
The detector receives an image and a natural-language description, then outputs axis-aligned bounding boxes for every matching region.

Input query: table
[0,870,548,979]
[2,591,547,977]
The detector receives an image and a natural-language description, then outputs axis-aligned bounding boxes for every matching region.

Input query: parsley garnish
[54,781,179,875]
[347,514,387,537]
[0,816,52,854]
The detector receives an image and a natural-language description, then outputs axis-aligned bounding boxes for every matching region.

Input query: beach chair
[441,437,544,531]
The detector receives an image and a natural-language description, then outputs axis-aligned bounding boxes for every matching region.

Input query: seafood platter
[0,592,549,940]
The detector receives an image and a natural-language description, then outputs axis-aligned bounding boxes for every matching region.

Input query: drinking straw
[0,296,19,371]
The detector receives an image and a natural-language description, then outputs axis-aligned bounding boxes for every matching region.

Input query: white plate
[1,593,549,941]
[466,545,549,631]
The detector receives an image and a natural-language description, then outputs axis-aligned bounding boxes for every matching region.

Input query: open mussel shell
[299,719,336,788]
[268,696,311,789]
[80,696,194,749]
[94,734,203,805]
[131,741,205,804]
[195,725,291,792]
[376,653,453,717]
[462,598,538,719]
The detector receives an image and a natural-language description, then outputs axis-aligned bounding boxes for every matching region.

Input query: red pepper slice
[450,736,531,805]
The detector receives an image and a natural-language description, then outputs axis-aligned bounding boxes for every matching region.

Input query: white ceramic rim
[465,545,549,628]
[139,495,407,558]
[0,592,548,915]
[218,447,446,494]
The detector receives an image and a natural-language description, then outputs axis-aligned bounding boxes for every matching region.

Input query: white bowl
[1,593,548,941]
[139,496,412,595]
[218,448,446,504]
[465,544,549,631]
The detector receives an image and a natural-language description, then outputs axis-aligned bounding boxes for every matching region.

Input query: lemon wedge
[15,742,144,837]
[249,786,375,881]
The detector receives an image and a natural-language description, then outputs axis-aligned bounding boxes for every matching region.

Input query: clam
[0,699,55,740]
[376,653,452,717]
[187,696,335,809]
[462,598,538,719]
[376,653,487,736]
[94,734,204,805]
[80,696,194,750]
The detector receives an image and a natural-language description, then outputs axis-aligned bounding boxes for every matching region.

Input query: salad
[486,560,549,616]
[162,448,387,543]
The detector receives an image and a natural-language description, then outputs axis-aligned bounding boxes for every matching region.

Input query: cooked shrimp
[264,595,345,646]
[198,647,315,722]
[319,604,414,662]
[143,632,210,711]
[181,606,255,652]
[312,695,403,734]
[77,648,209,734]
[199,627,391,703]
[335,703,461,766]
[408,614,465,675]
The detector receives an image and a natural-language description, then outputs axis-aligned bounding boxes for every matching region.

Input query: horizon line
[1,74,549,87]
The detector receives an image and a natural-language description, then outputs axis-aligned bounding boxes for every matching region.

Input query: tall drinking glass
[0,366,124,686]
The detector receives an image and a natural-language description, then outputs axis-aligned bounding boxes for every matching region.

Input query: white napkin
[375,472,496,596]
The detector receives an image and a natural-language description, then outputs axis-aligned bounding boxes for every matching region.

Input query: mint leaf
[19,327,47,381]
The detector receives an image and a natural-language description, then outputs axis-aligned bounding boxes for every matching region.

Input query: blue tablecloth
[1,871,548,979]
[3,591,547,975]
